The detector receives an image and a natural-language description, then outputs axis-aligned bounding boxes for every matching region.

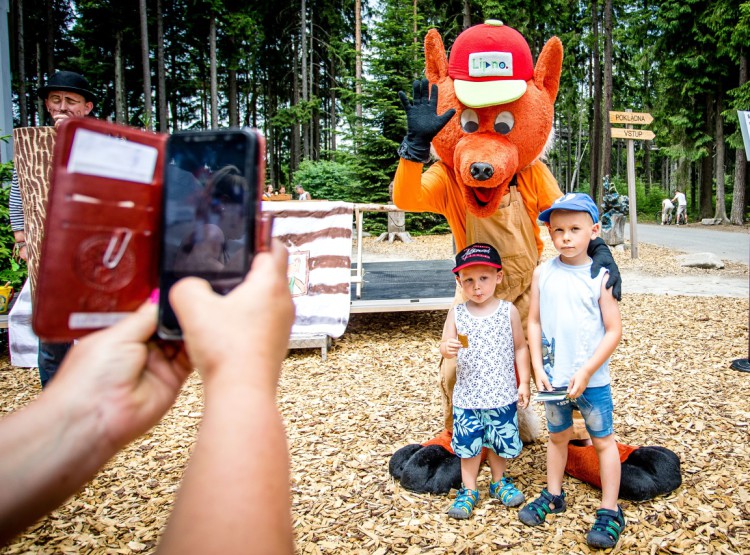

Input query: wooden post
[626,110,638,259]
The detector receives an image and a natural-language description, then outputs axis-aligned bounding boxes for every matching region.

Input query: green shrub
[0,158,27,291]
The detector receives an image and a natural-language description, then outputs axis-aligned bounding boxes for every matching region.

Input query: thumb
[105,299,159,343]
[169,277,217,328]
[437,108,456,127]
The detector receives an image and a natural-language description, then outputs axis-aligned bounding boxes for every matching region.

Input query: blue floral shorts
[451,404,523,459]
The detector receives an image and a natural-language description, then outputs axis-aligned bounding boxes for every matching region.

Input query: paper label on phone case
[69,312,130,329]
[68,128,158,184]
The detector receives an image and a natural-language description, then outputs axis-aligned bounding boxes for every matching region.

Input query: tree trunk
[644,143,651,195]
[700,95,713,219]
[114,30,126,124]
[228,68,238,127]
[300,0,309,159]
[601,0,613,199]
[139,0,152,130]
[291,38,300,176]
[462,0,471,28]
[156,0,168,132]
[413,0,419,74]
[589,0,602,200]
[329,55,336,152]
[35,42,43,123]
[731,51,748,225]
[44,0,53,75]
[713,90,729,223]
[209,15,218,129]
[355,0,362,140]
[14,0,27,127]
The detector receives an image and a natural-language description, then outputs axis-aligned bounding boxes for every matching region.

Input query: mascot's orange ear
[424,28,449,83]
[533,36,564,104]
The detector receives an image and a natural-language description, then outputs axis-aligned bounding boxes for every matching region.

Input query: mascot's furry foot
[389,440,461,495]
[389,407,541,495]
[566,443,682,501]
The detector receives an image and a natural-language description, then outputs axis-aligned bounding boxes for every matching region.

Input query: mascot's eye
[494,112,515,135]
[460,109,479,133]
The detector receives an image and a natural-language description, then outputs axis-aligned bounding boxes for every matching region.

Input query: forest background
[3,0,750,251]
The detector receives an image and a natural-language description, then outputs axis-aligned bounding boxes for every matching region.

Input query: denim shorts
[544,384,614,438]
[451,404,523,459]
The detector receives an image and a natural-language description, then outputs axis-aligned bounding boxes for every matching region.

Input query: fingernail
[149,288,160,304]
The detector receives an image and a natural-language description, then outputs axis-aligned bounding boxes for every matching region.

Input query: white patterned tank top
[453,300,518,409]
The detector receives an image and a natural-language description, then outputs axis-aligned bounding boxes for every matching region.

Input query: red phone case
[32,118,168,342]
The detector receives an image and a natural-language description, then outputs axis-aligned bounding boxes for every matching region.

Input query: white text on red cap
[469,52,514,78]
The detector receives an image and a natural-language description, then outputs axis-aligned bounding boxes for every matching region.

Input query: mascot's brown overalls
[388,21,681,503]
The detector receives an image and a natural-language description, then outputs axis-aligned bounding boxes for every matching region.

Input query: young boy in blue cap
[440,242,531,519]
[519,193,625,549]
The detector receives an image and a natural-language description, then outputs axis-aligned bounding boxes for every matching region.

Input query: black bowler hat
[37,71,97,104]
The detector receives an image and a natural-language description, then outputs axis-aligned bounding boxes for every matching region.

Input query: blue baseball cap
[538,192,599,224]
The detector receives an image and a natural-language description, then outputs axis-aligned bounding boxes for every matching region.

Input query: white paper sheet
[67,128,158,184]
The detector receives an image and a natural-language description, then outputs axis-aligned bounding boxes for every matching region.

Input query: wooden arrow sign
[611,127,655,141]
[609,111,653,125]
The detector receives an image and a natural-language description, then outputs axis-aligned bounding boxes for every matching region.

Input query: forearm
[578,330,621,381]
[158,377,294,555]
[0,392,116,544]
[515,346,531,386]
[527,322,544,382]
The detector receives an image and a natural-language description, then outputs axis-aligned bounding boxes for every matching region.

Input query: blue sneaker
[489,476,525,507]
[518,489,567,526]
[586,506,626,549]
[446,487,479,519]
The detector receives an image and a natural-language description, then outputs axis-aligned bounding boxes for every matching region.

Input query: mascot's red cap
[448,20,533,108]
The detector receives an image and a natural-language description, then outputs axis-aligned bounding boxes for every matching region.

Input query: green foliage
[292,159,362,202]
[0,160,27,291]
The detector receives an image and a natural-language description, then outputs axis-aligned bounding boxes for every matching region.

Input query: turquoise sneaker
[489,476,525,507]
[586,506,626,549]
[446,487,479,519]
[518,489,567,526]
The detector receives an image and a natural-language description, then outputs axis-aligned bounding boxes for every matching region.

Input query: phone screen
[158,129,259,339]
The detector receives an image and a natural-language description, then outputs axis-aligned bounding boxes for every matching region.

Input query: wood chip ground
[1,234,748,554]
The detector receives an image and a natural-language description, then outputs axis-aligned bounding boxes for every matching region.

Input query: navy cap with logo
[452,243,503,274]
[538,192,600,224]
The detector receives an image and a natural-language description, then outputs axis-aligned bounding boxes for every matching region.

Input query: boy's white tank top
[538,256,610,389]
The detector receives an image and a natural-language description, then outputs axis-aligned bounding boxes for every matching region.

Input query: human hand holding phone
[169,239,294,390]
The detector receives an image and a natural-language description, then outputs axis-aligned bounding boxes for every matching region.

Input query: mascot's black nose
[470,162,494,181]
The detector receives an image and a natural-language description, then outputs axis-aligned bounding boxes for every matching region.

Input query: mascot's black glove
[588,237,622,301]
[397,78,456,163]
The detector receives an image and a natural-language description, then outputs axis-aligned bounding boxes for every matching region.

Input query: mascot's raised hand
[397,78,456,163]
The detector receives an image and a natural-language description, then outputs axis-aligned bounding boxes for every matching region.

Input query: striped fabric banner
[263,201,353,338]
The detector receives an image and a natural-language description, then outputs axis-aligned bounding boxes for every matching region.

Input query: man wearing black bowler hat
[9,70,97,387]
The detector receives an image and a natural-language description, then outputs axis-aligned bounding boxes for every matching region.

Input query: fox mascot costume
[388,21,680,502]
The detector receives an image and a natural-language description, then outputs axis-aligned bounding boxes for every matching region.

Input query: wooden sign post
[609,109,655,259]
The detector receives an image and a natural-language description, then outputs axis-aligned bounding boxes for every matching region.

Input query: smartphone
[158,128,265,339]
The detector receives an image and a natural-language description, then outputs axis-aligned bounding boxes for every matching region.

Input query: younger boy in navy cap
[521,192,625,549]
[440,242,531,519]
